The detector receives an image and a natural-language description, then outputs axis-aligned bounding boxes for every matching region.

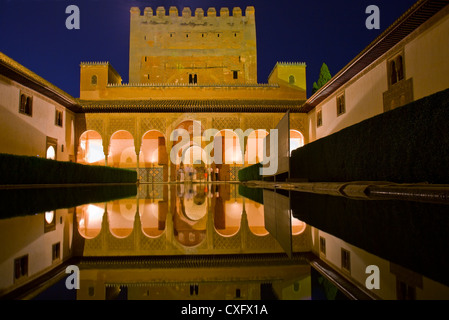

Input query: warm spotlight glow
[45,211,54,224]
[183,146,207,165]
[151,151,158,164]
[148,202,158,218]
[77,204,104,239]
[86,204,104,221]
[292,217,306,235]
[290,130,305,154]
[46,146,55,160]
[86,143,105,163]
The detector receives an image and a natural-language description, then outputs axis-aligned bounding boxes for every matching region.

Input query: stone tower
[128,6,257,84]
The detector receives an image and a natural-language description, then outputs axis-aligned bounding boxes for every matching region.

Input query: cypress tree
[312,63,332,94]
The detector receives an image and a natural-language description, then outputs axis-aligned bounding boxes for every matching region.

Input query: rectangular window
[319,236,326,255]
[190,284,199,296]
[189,74,198,84]
[52,242,61,262]
[396,280,416,300]
[19,93,33,117]
[317,110,323,127]
[341,248,351,273]
[55,109,63,127]
[337,94,346,116]
[14,255,28,281]
[233,71,238,80]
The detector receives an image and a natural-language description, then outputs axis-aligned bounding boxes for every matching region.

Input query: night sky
[0,0,417,98]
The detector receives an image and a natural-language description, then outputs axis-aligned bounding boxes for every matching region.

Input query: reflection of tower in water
[174,184,208,247]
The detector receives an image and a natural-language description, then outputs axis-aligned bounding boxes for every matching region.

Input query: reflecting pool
[0,183,448,300]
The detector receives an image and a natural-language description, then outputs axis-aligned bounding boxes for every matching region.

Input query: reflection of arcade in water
[76,184,309,256]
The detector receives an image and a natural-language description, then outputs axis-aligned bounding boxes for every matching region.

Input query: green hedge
[238,163,263,182]
[0,153,137,185]
[290,191,449,287]
[238,185,264,204]
[291,88,449,183]
[0,185,137,218]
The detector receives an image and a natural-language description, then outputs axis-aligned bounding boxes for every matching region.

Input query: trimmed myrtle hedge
[238,184,264,204]
[0,153,137,185]
[291,88,449,184]
[238,163,262,182]
[0,185,137,218]
[290,191,449,287]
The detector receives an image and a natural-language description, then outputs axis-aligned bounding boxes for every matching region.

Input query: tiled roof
[78,99,310,113]
[107,83,280,88]
[0,52,80,112]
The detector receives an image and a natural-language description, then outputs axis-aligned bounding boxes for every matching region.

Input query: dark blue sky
[0,0,417,98]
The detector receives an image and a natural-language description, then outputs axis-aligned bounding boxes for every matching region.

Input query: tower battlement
[130,6,255,21]
[129,5,257,85]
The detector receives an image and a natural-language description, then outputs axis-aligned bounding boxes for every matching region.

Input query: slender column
[135,138,141,174]
[241,198,247,252]
[104,152,109,166]
[103,132,110,166]
[136,153,140,173]
[206,195,214,250]
[133,198,141,253]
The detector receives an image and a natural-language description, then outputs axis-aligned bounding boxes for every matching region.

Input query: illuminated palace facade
[75,6,308,182]
[2,0,449,300]
[2,1,449,181]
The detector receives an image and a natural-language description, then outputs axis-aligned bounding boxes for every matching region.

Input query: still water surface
[1,183,448,300]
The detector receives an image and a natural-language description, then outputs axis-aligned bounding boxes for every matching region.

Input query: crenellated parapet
[275,62,307,67]
[130,6,255,21]
[80,61,111,66]
[80,61,122,95]
[268,62,308,92]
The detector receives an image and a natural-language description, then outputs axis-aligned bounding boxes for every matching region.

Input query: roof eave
[303,0,449,110]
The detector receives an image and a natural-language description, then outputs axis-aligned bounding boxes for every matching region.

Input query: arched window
[396,55,404,82]
[46,146,56,160]
[390,61,397,85]
[289,75,295,85]
[19,94,26,113]
[337,94,346,116]
[25,97,32,115]
[19,93,32,116]
[91,75,97,85]
[290,130,304,154]
[55,109,63,127]
[193,74,197,84]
